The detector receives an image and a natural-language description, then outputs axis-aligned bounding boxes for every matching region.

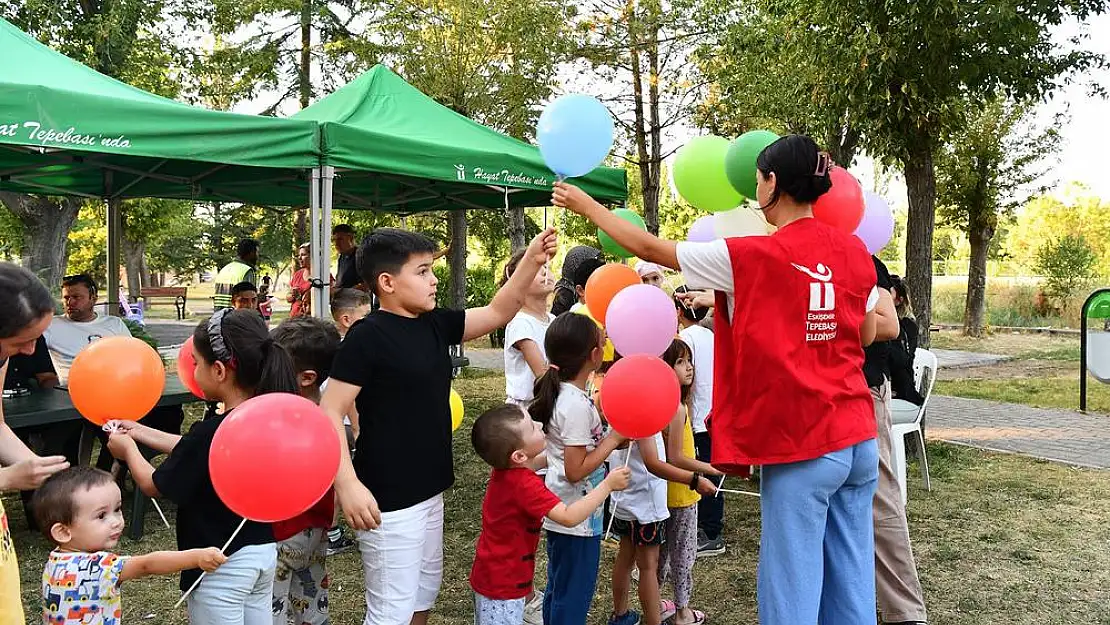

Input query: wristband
[688,471,702,491]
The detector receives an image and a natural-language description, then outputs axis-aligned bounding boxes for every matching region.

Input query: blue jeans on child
[187,543,277,625]
[758,440,879,625]
[543,531,601,625]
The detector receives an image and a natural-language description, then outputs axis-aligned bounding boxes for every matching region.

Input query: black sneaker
[326,535,356,556]
[696,535,725,558]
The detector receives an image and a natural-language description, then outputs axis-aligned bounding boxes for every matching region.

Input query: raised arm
[547,467,630,527]
[463,229,557,342]
[563,431,625,484]
[553,183,678,269]
[107,434,161,498]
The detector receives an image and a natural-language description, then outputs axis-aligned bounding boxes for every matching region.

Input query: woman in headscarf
[550,245,602,316]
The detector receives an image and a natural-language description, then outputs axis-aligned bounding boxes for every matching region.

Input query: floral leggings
[658,504,698,608]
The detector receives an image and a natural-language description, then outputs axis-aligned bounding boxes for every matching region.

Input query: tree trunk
[903,141,937,346]
[628,29,653,230]
[507,202,526,251]
[122,235,144,300]
[963,225,992,337]
[642,23,662,235]
[448,209,468,309]
[300,0,312,110]
[210,202,225,261]
[0,193,81,288]
[294,208,308,251]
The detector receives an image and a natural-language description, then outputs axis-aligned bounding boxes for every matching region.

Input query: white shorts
[356,493,445,625]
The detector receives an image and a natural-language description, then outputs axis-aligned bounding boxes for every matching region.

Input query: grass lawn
[928,330,1110,414]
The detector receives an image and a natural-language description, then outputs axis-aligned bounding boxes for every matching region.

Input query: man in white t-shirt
[44,274,132,384]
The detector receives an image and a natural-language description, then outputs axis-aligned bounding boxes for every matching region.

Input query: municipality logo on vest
[792,262,837,342]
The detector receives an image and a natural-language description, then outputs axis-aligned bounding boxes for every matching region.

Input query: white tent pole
[309,167,323,319]
[105,171,122,317]
[319,166,335,320]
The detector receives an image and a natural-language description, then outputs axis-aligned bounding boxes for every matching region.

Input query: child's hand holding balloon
[195,547,228,573]
[106,431,139,461]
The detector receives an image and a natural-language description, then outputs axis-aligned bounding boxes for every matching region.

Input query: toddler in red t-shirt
[469,404,630,625]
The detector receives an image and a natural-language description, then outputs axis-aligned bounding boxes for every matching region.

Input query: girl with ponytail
[530,312,626,624]
[108,309,298,623]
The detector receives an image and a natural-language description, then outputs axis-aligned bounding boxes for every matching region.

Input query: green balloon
[725,130,780,200]
[672,136,743,213]
[598,209,646,258]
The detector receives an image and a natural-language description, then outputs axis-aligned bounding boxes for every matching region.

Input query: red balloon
[176,337,206,399]
[600,355,680,439]
[209,393,340,522]
[813,166,865,233]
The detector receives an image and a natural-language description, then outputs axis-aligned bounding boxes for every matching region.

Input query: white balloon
[713,205,772,238]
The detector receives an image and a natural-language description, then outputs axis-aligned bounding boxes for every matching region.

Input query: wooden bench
[139,287,188,320]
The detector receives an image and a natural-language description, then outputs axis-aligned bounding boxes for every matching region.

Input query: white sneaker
[523,590,544,625]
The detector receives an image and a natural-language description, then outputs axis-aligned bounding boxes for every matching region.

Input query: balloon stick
[174,517,247,609]
[604,451,633,541]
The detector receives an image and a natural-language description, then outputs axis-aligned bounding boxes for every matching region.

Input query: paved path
[932,348,1010,369]
[928,396,1110,469]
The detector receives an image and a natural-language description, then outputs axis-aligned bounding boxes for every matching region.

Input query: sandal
[660,600,677,622]
[669,608,707,625]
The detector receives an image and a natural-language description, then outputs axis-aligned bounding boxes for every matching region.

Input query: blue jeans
[543,531,601,625]
[758,440,879,625]
[187,543,277,625]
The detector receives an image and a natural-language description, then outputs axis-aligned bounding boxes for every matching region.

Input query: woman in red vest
[554,135,899,624]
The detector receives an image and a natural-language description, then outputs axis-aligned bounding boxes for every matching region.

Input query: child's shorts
[473,592,525,625]
[612,518,666,546]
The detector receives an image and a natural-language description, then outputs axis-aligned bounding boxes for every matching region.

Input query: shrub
[1035,235,1098,309]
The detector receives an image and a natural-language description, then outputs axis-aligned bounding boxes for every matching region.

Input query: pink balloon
[686,215,718,242]
[605,284,678,357]
[854,191,895,254]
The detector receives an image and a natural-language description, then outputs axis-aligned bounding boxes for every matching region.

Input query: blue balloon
[537,94,615,178]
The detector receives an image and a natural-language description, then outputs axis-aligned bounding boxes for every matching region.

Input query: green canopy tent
[1,17,628,317]
[292,65,627,309]
[0,17,320,307]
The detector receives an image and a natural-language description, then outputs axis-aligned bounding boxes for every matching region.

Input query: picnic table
[4,375,199,539]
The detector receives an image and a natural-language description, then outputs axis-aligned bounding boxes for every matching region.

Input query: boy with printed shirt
[35,467,225,625]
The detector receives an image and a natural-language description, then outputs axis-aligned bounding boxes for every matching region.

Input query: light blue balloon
[537,94,615,178]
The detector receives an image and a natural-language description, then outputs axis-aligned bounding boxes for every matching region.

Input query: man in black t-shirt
[865,255,929,625]
[321,226,557,625]
[331,223,362,291]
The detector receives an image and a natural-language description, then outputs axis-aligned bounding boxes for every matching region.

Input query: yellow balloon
[714,205,772,238]
[450,388,464,432]
[572,304,616,361]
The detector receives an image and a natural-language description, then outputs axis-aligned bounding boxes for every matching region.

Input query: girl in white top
[607,360,719,625]
[529,313,625,625]
[501,248,555,406]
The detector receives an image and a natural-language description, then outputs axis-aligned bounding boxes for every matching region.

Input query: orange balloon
[69,336,166,425]
[585,263,640,325]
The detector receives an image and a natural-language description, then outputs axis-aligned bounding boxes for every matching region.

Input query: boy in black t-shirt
[321,226,557,625]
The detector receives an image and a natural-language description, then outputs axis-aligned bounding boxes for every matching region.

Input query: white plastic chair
[889,348,937,504]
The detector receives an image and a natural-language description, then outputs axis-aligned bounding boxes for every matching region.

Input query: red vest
[710,218,877,470]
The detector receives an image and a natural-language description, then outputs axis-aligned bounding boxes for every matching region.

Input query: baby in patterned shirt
[33,466,226,624]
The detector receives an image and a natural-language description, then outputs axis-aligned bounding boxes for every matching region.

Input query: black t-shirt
[336,251,360,289]
[153,412,274,590]
[3,336,54,390]
[329,307,465,512]
[889,318,925,405]
[863,256,893,389]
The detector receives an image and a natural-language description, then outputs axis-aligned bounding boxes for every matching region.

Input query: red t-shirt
[710,219,878,470]
[470,468,562,600]
[272,488,335,541]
